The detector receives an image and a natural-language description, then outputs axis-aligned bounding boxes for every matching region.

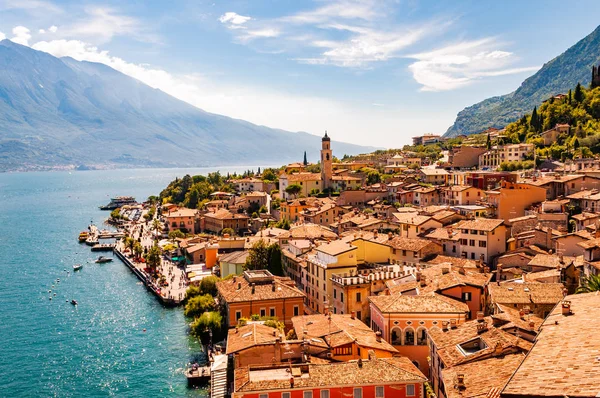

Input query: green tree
[184,294,215,318]
[303,151,308,166]
[168,229,185,242]
[110,208,121,220]
[152,219,162,239]
[574,82,584,103]
[133,241,143,258]
[267,243,284,276]
[366,170,381,185]
[145,245,162,270]
[285,184,302,198]
[190,311,222,337]
[262,169,277,182]
[486,131,491,150]
[200,275,220,296]
[221,227,235,236]
[186,285,202,298]
[245,239,270,270]
[576,275,600,293]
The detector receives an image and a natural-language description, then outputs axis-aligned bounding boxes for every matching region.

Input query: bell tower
[321,131,332,190]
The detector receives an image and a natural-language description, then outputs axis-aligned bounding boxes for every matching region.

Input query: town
[101,95,600,398]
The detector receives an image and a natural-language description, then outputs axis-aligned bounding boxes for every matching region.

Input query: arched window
[417,327,427,345]
[404,328,415,345]
[391,327,402,345]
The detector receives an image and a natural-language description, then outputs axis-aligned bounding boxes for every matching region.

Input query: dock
[91,243,116,251]
[185,365,211,387]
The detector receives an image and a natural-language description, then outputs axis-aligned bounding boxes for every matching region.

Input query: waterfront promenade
[116,217,188,305]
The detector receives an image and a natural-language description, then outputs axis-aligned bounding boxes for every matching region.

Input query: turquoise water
[0,167,250,397]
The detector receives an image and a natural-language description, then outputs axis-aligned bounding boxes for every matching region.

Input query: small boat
[95,256,113,264]
[78,231,89,242]
[71,300,78,306]
[73,264,83,271]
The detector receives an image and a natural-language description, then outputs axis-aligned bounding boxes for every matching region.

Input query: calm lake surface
[0,167,254,397]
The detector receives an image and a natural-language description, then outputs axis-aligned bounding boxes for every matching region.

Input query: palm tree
[576,275,600,293]
[152,218,162,241]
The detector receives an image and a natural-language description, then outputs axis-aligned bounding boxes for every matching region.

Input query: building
[388,237,442,266]
[331,175,362,191]
[441,185,484,206]
[457,218,507,263]
[369,292,469,376]
[280,198,325,222]
[232,356,427,398]
[232,178,268,193]
[412,186,440,206]
[391,213,443,238]
[219,250,250,278]
[447,146,488,169]
[478,143,535,169]
[279,173,323,200]
[226,323,287,368]
[540,123,570,146]
[384,154,421,173]
[216,270,305,329]
[164,208,198,233]
[299,202,346,227]
[304,240,359,313]
[484,181,546,222]
[424,227,461,257]
[203,209,250,235]
[321,132,333,190]
[486,282,565,318]
[413,133,442,146]
[464,171,517,190]
[418,169,449,185]
[291,313,399,360]
[501,292,600,398]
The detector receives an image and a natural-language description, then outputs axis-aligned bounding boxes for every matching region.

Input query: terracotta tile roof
[219,250,249,264]
[165,208,198,218]
[315,240,357,256]
[283,172,322,182]
[522,268,561,282]
[226,323,282,354]
[458,218,504,232]
[425,227,460,241]
[278,224,338,240]
[234,357,426,393]
[527,253,575,269]
[571,211,600,221]
[186,242,208,253]
[391,213,435,226]
[501,292,600,397]
[492,304,544,332]
[388,237,437,251]
[369,292,468,314]
[432,210,460,222]
[419,263,491,292]
[340,230,390,245]
[217,274,305,303]
[204,208,249,220]
[442,353,526,398]
[577,237,600,249]
[424,255,480,270]
[487,282,564,305]
[420,169,449,175]
[292,314,397,353]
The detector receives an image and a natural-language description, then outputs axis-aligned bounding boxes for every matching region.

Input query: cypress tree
[530,106,539,132]
[486,131,491,150]
[303,151,308,166]
[574,82,584,102]
[568,89,572,104]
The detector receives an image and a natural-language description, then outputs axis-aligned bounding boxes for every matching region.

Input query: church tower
[321,131,332,190]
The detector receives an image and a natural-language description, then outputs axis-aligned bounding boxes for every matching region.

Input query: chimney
[562,288,568,297]
[519,309,525,319]
[237,282,242,290]
[561,300,572,316]
[450,319,457,329]
[458,266,466,275]
[272,283,276,292]
[374,230,378,237]
[456,374,466,390]
[477,322,488,334]
[368,350,377,360]
[416,270,422,282]
[420,278,427,287]
[494,342,503,356]
[559,254,564,264]
[290,377,294,388]
[523,306,530,315]
[357,358,363,368]
[529,320,535,330]
[442,266,450,275]
[351,311,356,320]
[375,331,382,342]
[251,283,255,294]
[442,321,449,332]
[476,311,484,322]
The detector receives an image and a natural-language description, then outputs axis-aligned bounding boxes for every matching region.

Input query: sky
[1,0,600,148]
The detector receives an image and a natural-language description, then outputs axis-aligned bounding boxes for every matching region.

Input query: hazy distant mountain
[445,25,600,137]
[0,40,376,171]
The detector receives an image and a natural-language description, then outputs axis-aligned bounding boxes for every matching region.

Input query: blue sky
[1,0,599,148]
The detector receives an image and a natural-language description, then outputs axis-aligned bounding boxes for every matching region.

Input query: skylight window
[457,337,487,356]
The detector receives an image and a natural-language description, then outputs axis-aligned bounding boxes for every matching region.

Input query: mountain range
[445,25,600,137]
[0,40,376,172]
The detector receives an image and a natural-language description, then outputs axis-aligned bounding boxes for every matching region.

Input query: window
[260,308,266,317]
[294,306,299,316]
[235,311,242,321]
[270,308,276,317]
[471,253,475,259]
[356,292,361,302]
[321,390,330,398]
[304,392,313,398]
[417,328,427,345]
[479,231,485,236]
[406,384,415,396]
[462,292,472,301]
[356,311,361,320]
[283,393,291,398]
[404,329,415,345]
[259,394,268,398]
[353,388,362,398]
[341,292,344,302]
[402,250,407,256]
[452,245,456,253]
[469,240,475,247]
[333,289,337,299]
[479,241,487,248]
[375,386,384,398]
[334,346,352,355]
[391,327,402,345]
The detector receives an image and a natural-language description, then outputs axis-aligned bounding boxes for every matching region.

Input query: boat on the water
[70,299,78,306]
[99,196,137,210]
[78,231,89,242]
[95,256,113,264]
[73,264,83,271]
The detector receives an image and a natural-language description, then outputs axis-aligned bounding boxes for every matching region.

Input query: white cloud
[30,38,407,147]
[282,0,380,24]
[407,39,539,91]
[49,25,57,33]
[11,26,31,46]
[238,28,280,42]
[0,31,5,41]
[219,12,251,27]
[38,29,45,34]
[0,0,62,13]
